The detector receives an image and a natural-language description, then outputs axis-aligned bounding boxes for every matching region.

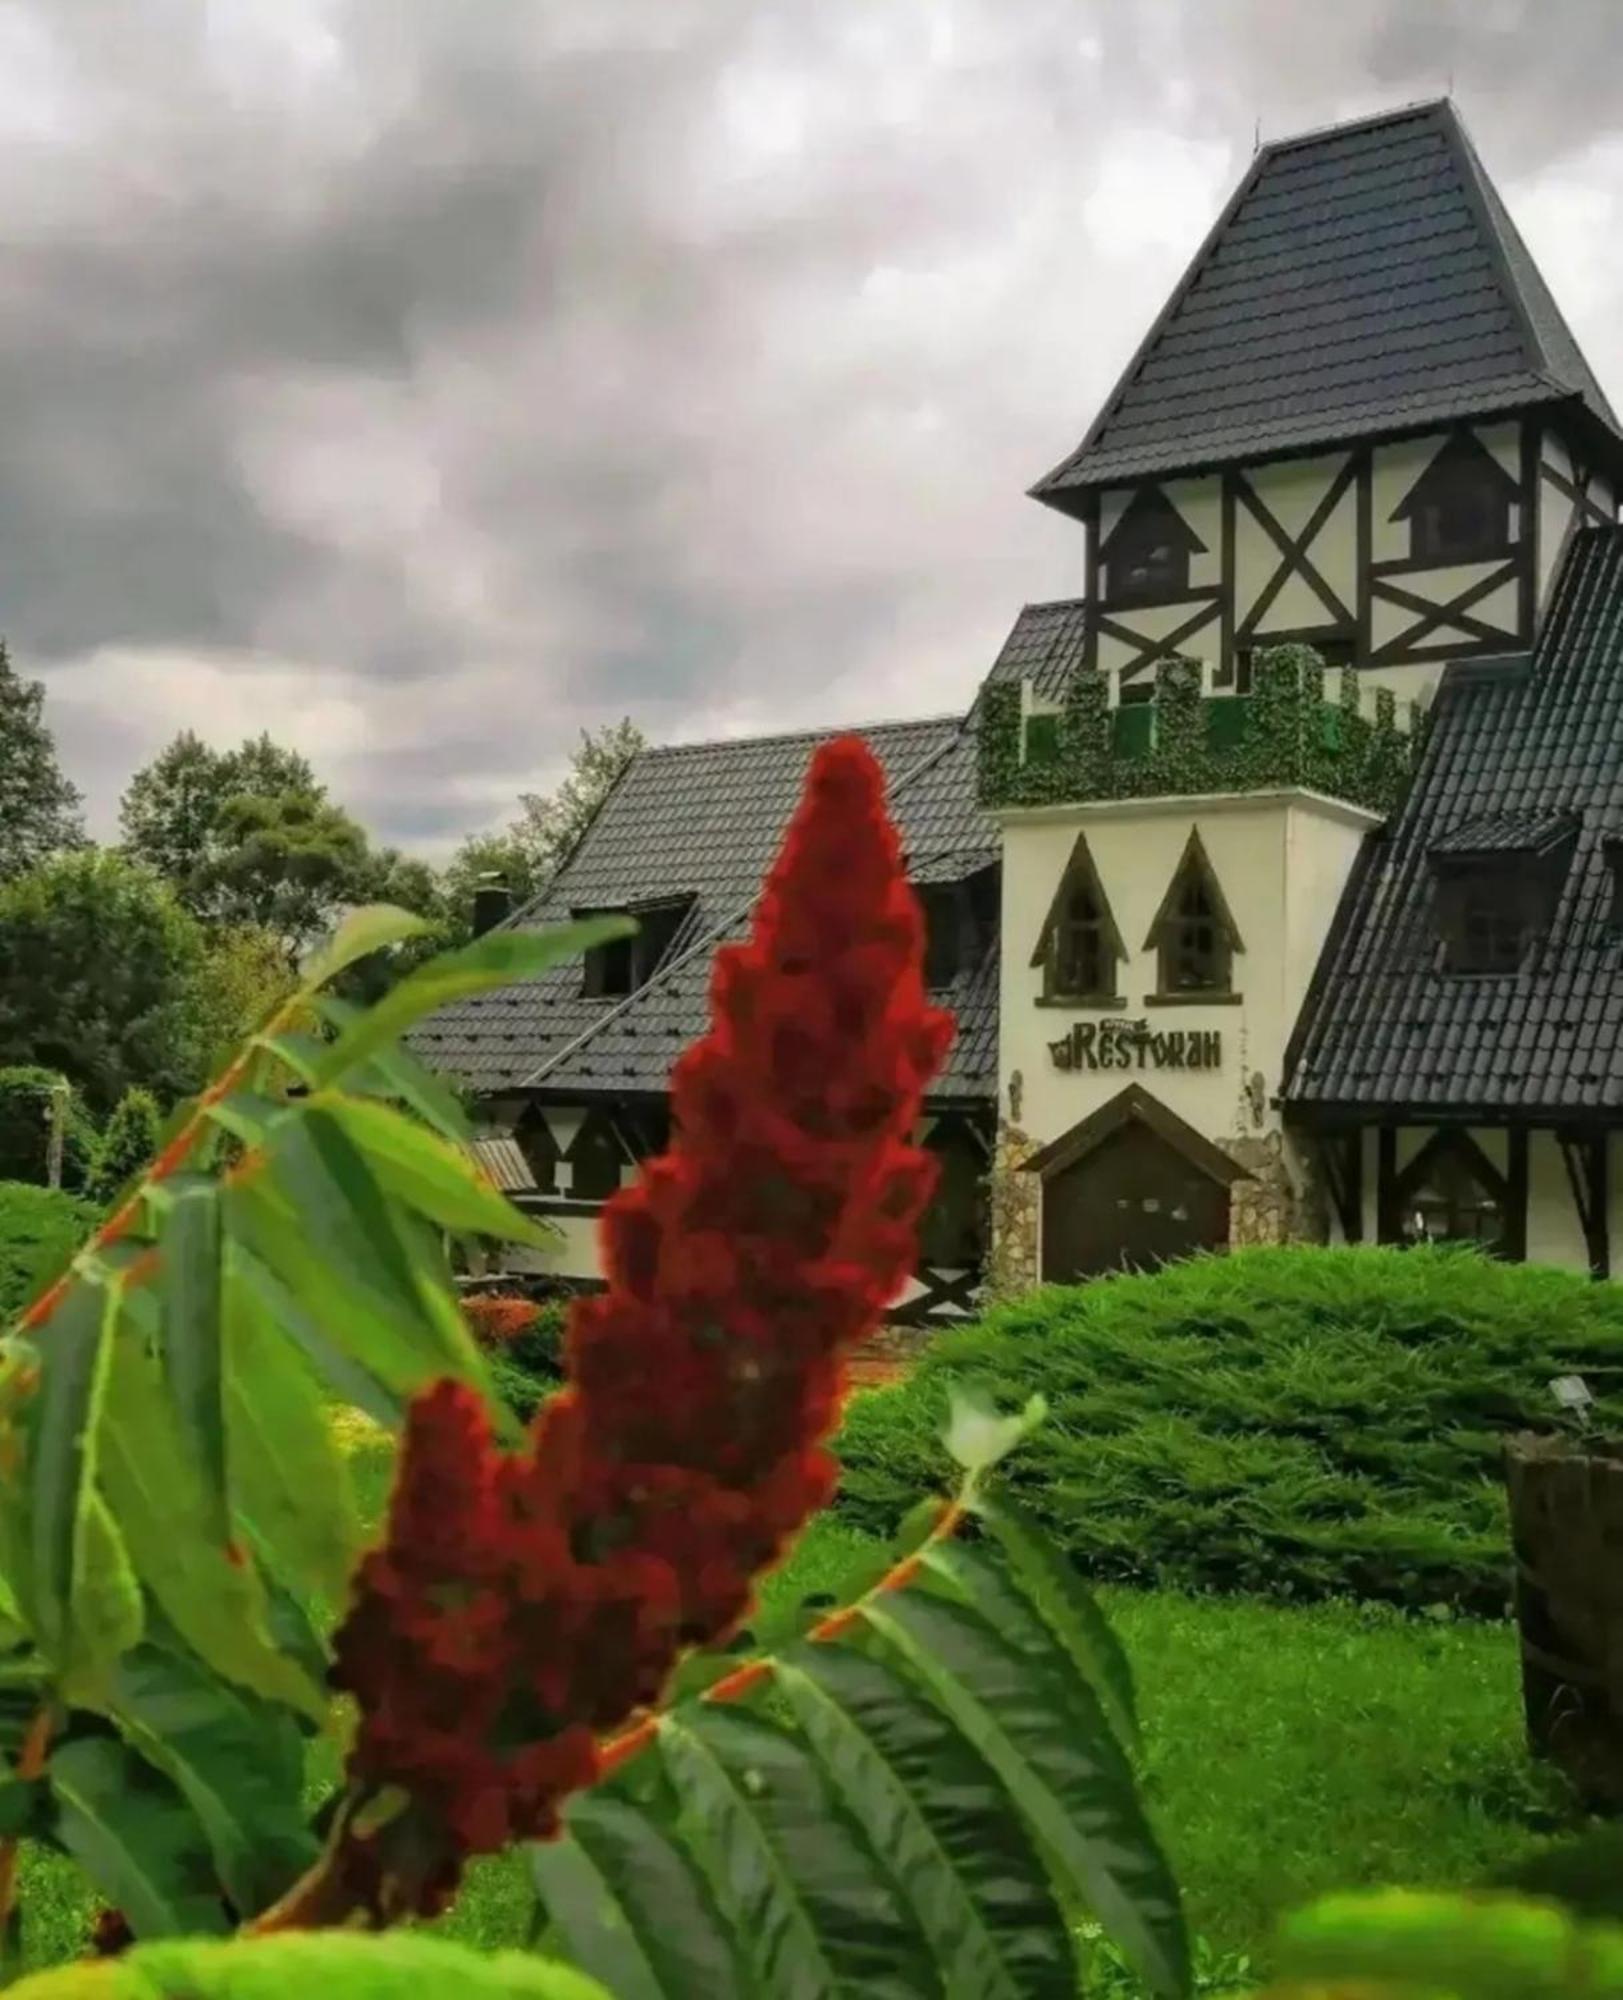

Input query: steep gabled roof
[1034,100,1621,508]
[413,714,1000,1103]
[1285,526,1623,1118]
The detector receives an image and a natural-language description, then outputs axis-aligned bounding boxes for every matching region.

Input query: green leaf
[777,1642,1076,1998]
[229,1246,402,1430]
[10,1932,614,1999]
[531,1795,748,2000]
[301,903,434,992]
[224,1262,362,1609]
[48,1734,229,1939]
[314,995,472,1141]
[943,1385,1047,1477]
[253,1029,328,1085]
[258,1110,494,1405]
[110,1640,318,1919]
[0,1778,45,1839]
[98,1331,326,1722]
[975,1494,1140,1755]
[658,1705,938,1999]
[864,1589,1188,2000]
[205,1089,286,1151]
[18,1278,117,1661]
[320,1094,554,1249]
[314,918,632,1090]
[155,1181,228,1541]
[61,1488,143,1706]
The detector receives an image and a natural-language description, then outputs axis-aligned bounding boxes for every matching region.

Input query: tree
[194,790,372,964]
[119,732,321,923]
[442,719,644,938]
[0,850,207,1114]
[188,924,298,1076]
[0,642,82,880]
[86,1085,163,1204]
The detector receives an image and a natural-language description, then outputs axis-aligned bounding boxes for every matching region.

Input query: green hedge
[0,1181,99,1323]
[0,1068,98,1192]
[834,1245,1623,1614]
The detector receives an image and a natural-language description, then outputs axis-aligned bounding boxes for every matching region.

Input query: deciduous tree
[0,643,82,880]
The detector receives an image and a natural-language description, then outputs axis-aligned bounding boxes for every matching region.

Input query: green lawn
[17,1450,1583,1984]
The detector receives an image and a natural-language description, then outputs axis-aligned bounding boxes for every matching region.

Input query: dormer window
[1145,827,1243,1001]
[579,895,693,998]
[1430,812,1576,975]
[1394,431,1518,566]
[1101,487,1204,603]
[1031,834,1123,1004]
[918,867,997,991]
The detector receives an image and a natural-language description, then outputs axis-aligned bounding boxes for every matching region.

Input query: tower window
[1394,431,1517,566]
[1031,834,1123,1003]
[1144,827,1243,1000]
[1101,487,1204,604]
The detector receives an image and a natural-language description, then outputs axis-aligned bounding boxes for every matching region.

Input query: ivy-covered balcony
[976,645,1423,816]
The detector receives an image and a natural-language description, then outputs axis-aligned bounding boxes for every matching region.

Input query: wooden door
[1041,1120,1229,1284]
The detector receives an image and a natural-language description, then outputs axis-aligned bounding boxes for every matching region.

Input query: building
[418,100,1623,1309]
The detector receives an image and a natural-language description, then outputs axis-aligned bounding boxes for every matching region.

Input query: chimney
[471,874,513,939]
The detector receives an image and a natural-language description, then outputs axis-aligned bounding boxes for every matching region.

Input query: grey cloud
[10,0,1623,850]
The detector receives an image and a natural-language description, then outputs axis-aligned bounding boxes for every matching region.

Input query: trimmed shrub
[466,1295,568,1420]
[833,1245,1623,1614]
[0,1066,98,1191]
[0,1180,99,1322]
[86,1085,163,1206]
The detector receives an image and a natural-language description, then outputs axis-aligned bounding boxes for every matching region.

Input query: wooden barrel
[1505,1431,1623,1806]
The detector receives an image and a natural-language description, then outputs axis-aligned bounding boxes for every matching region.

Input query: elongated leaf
[156,1181,228,1541]
[205,1089,286,1151]
[975,1495,1140,1754]
[260,1111,493,1402]
[314,918,631,1089]
[49,1735,229,1939]
[865,1590,1188,2000]
[300,903,434,993]
[229,1246,402,1430]
[19,1279,115,1661]
[658,1705,938,1999]
[314,994,471,1140]
[322,1094,554,1249]
[254,1029,327,1085]
[531,1796,747,2000]
[111,1641,317,1918]
[9,1933,613,1999]
[778,1644,1075,1998]
[224,1266,361,1609]
[98,1333,325,1722]
[61,1488,143,1706]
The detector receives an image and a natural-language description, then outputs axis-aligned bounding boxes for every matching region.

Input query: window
[1031,835,1123,1003]
[1144,827,1243,1000]
[916,1118,987,1269]
[1102,488,1202,603]
[1432,822,1575,975]
[1393,1131,1508,1253]
[1395,432,1516,566]
[579,897,692,998]
[1442,866,1528,973]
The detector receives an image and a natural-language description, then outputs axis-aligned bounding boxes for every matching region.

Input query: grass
[17,1434,1583,1983]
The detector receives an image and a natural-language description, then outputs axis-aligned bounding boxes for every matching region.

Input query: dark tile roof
[1285,526,1623,1117]
[1430,808,1576,857]
[415,715,1000,1103]
[982,597,1091,701]
[1034,100,1620,504]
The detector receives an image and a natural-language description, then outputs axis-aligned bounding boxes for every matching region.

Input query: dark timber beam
[1557,1126,1610,1280]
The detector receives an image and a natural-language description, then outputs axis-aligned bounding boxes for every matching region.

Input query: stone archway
[1024,1083,1249,1284]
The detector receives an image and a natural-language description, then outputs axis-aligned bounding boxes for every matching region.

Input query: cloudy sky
[10,0,1622,854]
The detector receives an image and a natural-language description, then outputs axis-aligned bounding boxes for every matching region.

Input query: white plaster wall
[1234,451,1357,635]
[504,1209,601,1280]
[999,791,1375,1153]
[1166,473,1221,592]
[1096,600,1221,679]
[1525,1130,1589,1270]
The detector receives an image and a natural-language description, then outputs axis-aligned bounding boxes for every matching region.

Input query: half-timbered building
[420,99,1623,1309]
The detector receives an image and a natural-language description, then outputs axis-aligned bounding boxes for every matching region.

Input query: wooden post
[1505,1431,1623,1805]
[45,1081,68,1193]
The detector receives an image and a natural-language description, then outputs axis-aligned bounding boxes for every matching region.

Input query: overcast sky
[10,0,1622,854]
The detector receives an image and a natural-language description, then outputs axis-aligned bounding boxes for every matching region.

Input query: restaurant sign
[1049,1017,1222,1073]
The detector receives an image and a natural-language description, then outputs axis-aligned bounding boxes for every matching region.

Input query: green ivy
[977,645,1420,817]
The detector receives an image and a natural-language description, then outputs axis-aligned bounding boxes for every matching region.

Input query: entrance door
[1041,1119,1230,1283]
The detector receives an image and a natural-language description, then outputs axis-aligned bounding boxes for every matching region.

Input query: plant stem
[0,1702,56,1934]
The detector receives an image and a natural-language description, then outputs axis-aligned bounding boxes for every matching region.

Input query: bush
[833,1244,1623,1614]
[465,1294,567,1420]
[0,1181,99,1322]
[0,1068,98,1192]
[85,1085,163,1206]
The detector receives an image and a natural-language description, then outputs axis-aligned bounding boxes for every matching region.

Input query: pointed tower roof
[1034,100,1621,514]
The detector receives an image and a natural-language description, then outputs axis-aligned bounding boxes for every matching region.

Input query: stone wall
[1218,1131,1325,1247]
[986,1119,1041,1302]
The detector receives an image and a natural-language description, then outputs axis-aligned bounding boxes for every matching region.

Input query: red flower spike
[329,736,951,1915]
